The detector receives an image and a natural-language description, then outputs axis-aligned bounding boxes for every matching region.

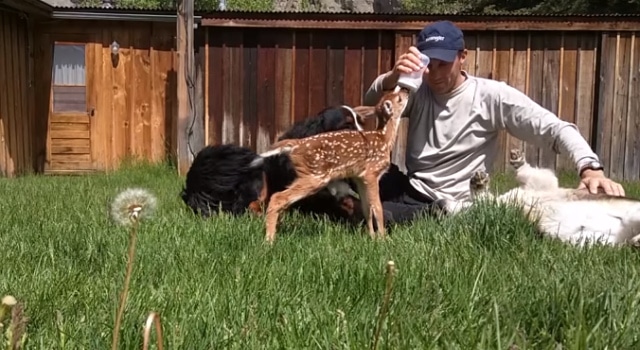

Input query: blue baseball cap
[416,21,465,63]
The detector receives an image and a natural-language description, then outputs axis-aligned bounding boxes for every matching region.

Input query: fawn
[252,88,411,243]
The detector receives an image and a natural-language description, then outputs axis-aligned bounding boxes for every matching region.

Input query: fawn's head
[374,88,410,127]
[347,88,411,130]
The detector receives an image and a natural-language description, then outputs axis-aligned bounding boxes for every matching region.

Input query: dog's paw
[628,233,640,248]
[509,149,526,169]
[470,170,490,193]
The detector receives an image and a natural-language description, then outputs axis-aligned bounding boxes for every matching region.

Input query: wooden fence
[199,25,640,180]
[598,32,640,181]
[202,28,394,154]
[2,9,639,181]
[0,8,37,177]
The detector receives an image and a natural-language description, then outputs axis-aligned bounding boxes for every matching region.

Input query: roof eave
[50,8,203,22]
[0,0,53,17]
[199,11,640,31]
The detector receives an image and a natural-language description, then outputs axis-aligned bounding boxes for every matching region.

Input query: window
[52,43,86,113]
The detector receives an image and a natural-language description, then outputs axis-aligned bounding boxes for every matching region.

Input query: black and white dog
[180,105,365,223]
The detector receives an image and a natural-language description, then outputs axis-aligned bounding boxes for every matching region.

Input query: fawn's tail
[249,146,293,168]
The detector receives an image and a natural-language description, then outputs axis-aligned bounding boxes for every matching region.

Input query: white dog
[449,149,640,247]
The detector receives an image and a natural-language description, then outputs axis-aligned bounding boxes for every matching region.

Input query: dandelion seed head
[1,295,16,307]
[110,187,157,226]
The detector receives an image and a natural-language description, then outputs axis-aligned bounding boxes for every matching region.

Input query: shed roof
[11,0,640,30]
[37,0,640,16]
[39,0,74,6]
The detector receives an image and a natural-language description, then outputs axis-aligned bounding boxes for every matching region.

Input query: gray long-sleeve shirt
[364,71,600,202]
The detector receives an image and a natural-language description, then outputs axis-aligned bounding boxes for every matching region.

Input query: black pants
[377,164,445,226]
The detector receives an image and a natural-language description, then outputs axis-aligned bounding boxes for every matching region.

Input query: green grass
[2,163,640,349]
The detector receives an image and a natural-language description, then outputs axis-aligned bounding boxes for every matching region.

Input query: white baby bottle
[396,52,430,93]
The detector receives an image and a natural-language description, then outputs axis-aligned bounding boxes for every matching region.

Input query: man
[363,20,625,225]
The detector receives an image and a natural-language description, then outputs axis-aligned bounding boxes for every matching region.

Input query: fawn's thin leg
[353,178,373,236]
[365,173,385,239]
[265,176,326,243]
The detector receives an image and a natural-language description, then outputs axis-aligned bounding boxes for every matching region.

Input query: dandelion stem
[111,220,139,350]
[370,260,397,350]
[142,312,164,350]
[2,295,27,350]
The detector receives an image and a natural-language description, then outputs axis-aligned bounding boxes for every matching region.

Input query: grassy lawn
[2,162,640,349]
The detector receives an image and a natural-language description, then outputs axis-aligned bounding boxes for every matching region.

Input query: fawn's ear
[340,105,377,131]
[351,106,377,121]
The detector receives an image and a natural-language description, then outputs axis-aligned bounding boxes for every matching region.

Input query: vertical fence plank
[0,13,9,176]
[274,30,294,141]
[308,31,328,117]
[527,32,545,167]
[363,30,382,85]
[5,13,18,176]
[204,26,209,146]
[26,18,36,173]
[123,27,135,157]
[610,32,632,180]
[539,32,561,170]
[596,32,616,178]
[344,30,364,106]
[557,32,579,171]
[362,31,382,131]
[191,23,206,159]
[112,26,130,164]
[14,16,27,174]
[293,30,310,122]
[362,31,381,100]
[207,27,223,146]
[464,31,477,76]
[149,23,173,162]
[242,29,258,149]
[508,31,529,160]
[100,27,114,169]
[87,40,103,169]
[223,29,243,145]
[575,33,598,150]
[132,23,152,158]
[494,31,510,172]
[255,29,276,153]
[625,33,640,180]
[391,31,415,173]
[379,31,394,77]
[327,31,345,107]
[475,32,493,80]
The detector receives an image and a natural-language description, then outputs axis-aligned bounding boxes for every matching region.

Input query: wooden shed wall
[0,8,36,177]
[35,20,177,172]
[201,26,640,180]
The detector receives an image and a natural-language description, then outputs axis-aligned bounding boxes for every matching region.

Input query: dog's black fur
[180,105,363,222]
[180,144,265,217]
